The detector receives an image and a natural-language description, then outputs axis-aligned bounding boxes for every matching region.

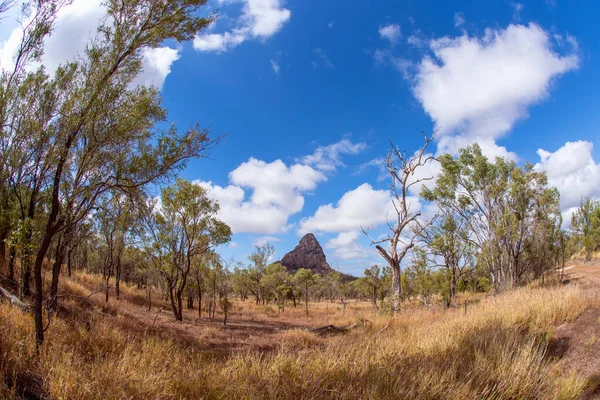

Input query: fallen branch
[0,285,29,309]
[309,323,360,337]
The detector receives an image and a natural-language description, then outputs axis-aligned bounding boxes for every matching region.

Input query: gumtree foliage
[248,242,275,305]
[422,144,561,291]
[571,198,600,260]
[293,268,318,316]
[0,0,218,346]
[419,212,475,307]
[141,179,231,321]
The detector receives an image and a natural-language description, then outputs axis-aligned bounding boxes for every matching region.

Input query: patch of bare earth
[65,276,324,354]
[553,264,600,399]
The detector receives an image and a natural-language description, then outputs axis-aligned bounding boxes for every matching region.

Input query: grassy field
[0,272,596,399]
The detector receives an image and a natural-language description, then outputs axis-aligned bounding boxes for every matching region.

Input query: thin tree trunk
[391,266,401,315]
[8,246,15,283]
[115,255,121,299]
[197,286,202,317]
[49,235,66,311]
[67,246,72,277]
[304,285,309,316]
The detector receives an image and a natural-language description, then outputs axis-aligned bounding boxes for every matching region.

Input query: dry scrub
[0,280,594,399]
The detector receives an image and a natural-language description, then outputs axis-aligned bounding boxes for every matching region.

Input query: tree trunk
[33,226,57,347]
[67,246,72,277]
[49,235,66,311]
[7,246,15,283]
[187,294,194,309]
[147,285,152,312]
[115,255,121,299]
[304,285,309,316]
[291,291,297,307]
[391,266,401,315]
[197,286,202,317]
[168,285,182,321]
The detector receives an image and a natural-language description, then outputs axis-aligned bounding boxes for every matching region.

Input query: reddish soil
[63,277,313,354]
[554,264,600,399]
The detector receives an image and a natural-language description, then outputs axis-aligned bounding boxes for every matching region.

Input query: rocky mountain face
[280,233,332,275]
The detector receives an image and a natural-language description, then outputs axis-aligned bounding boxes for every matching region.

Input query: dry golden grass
[0,276,595,399]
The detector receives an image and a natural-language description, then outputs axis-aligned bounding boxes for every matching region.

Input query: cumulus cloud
[379,24,401,45]
[298,183,420,235]
[326,231,373,260]
[534,141,600,210]
[193,0,290,53]
[411,23,579,159]
[0,0,179,89]
[196,158,326,234]
[300,138,367,172]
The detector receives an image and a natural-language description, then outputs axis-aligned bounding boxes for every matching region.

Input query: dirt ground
[64,274,370,354]
[553,263,600,399]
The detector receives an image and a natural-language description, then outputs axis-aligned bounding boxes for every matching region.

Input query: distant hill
[280,233,332,275]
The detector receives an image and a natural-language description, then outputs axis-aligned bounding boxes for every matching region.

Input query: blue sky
[1,0,600,275]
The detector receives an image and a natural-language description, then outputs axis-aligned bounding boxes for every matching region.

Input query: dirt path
[554,264,600,399]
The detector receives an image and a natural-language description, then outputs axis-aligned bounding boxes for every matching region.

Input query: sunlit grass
[0,274,594,399]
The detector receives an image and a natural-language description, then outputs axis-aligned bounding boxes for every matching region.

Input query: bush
[477,277,492,292]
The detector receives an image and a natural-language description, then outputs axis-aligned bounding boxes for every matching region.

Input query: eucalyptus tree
[6,0,218,347]
[417,211,474,307]
[141,179,231,321]
[293,268,318,316]
[0,1,68,293]
[248,242,275,305]
[362,265,383,307]
[95,192,137,303]
[571,198,600,260]
[362,134,436,314]
[261,262,293,313]
[423,144,561,291]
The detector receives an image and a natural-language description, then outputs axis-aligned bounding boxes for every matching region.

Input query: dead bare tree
[362,133,436,315]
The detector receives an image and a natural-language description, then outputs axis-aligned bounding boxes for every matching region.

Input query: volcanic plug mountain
[280,233,332,275]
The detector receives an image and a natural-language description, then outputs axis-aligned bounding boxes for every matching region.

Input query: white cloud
[196,158,326,234]
[253,236,282,246]
[0,0,178,89]
[270,58,280,74]
[133,47,181,88]
[328,21,334,29]
[300,138,367,172]
[193,0,290,53]
[379,24,401,45]
[299,183,420,235]
[326,231,373,260]
[229,242,239,248]
[411,23,579,157]
[454,12,465,28]
[534,141,600,210]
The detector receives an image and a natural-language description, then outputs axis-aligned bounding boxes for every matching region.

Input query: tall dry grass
[0,280,594,399]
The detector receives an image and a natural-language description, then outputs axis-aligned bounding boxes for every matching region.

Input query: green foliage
[477,277,492,293]
[423,144,563,291]
[571,198,600,260]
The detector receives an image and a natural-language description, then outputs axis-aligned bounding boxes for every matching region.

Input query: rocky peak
[280,233,331,275]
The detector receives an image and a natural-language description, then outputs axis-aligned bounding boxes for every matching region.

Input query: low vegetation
[0,272,593,399]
